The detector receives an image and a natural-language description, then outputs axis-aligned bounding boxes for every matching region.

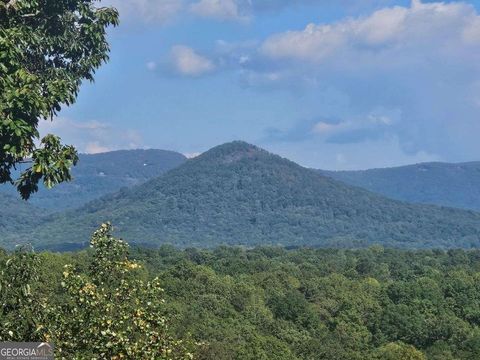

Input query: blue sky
[42,0,480,170]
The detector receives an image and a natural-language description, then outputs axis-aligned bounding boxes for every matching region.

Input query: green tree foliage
[0,224,196,359]
[0,245,44,341]
[129,245,480,359]
[6,231,480,358]
[374,342,426,360]
[0,193,44,236]
[0,0,118,199]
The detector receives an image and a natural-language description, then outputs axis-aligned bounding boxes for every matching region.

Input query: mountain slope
[6,141,480,250]
[0,149,187,211]
[0,193,46,245]
[320,161,480,211]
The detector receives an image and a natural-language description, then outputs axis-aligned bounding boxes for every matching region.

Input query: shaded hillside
[0,149,186,211]
[6,141,480,250]
[321,161,480,211]
[0,193,45,245]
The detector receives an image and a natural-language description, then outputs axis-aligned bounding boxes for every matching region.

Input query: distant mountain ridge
[320,161,480,211]
[4,147,480,214]
[0,149,187,211]
[5,141,480,250]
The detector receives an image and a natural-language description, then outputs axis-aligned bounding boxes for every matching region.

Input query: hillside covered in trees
[0,149,186,210]
[0,193,44,237]
[321,161,480,211]
[5,141,480,250]
[4,229,480,359]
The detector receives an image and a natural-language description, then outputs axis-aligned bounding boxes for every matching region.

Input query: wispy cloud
[190,0,247,21]
[94,0,480,169]
[104,0,401,24]
[171,45,215,76]
[103,0,185,24]
[39,118,144,154]
[153,45,216,77]
[263,108,400,145]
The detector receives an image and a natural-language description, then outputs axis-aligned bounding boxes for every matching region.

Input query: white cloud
[39,118,144,154]
[261,22,346,63]
[312,121,342,135]
[169,45,215,76]
[104,0,401,24]
[260,0,480,64]
[463,16,480,44]
[103,0,185,24]
[105,0,250,23]
[190,0,245,20]
[243,1,480,162]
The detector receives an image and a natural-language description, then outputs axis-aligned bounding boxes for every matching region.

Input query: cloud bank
[239,0,480,164]
[104,0,398,23]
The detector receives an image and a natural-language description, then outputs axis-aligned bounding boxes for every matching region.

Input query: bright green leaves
[0,224,197,359]
[0,0,118,199]
[0,245,46,342]
[51,223,196,359]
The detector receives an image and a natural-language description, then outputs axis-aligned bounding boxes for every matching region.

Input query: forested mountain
[0,193,45,240]
[321,161,480,211]
[6,141,480,250]
[0,149,186,210]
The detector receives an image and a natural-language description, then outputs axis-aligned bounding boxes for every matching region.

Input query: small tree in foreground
[0,223,196,359]
[0,245,44,341]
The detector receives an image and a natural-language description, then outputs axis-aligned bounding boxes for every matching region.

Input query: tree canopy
[0,223,196,359]
[4,233,480,359]
[0,0,118,199]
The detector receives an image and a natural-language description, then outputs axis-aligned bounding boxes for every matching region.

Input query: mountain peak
[209,140,261,153]
[11,141,480,250]
[197,141,267,163]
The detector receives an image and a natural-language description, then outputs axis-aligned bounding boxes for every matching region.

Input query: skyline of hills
[4,141,480,250]
[0,149,186,211]
[4,149,480,212]
[4,145,480,213]
[321,161,480,211]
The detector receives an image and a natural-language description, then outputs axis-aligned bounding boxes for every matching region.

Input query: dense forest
[3,225,480,359]
[6,142,480,250]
